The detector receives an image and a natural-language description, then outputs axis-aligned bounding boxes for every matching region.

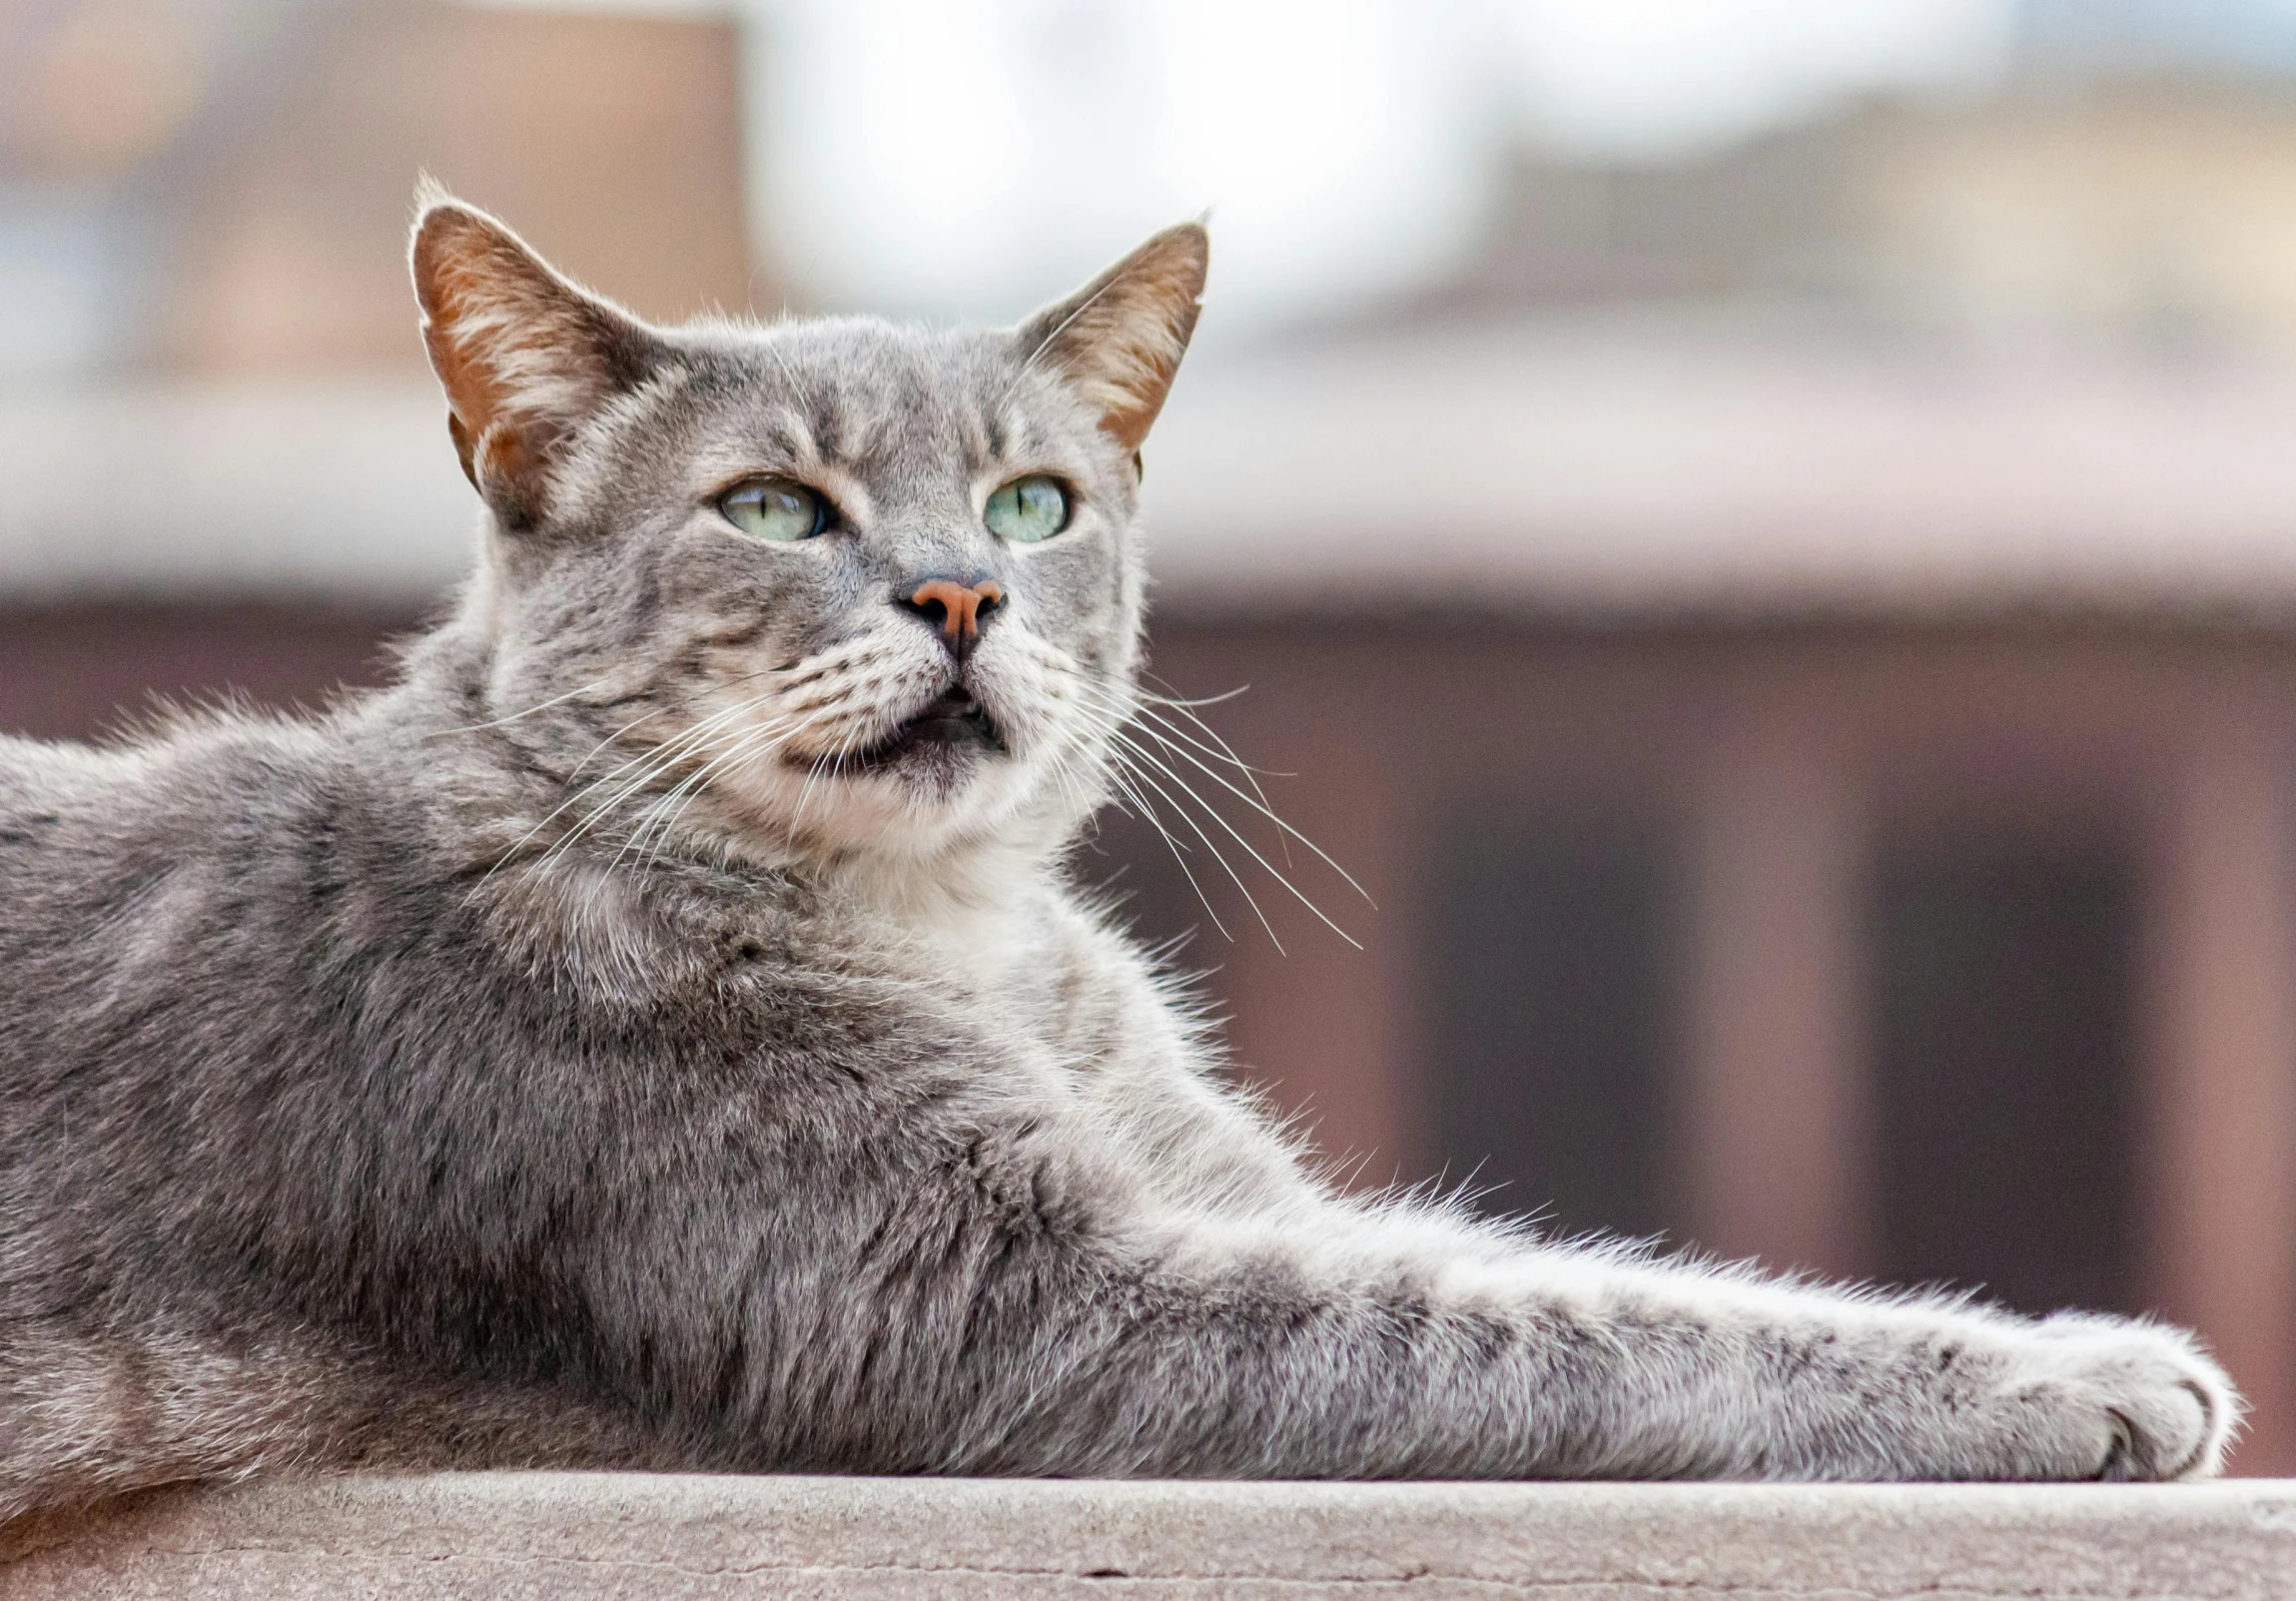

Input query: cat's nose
[900,577,1006,661]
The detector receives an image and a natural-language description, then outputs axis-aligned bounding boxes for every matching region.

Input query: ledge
[5,1473,2292,1598]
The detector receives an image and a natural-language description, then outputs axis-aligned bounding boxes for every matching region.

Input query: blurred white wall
[490,0,2022,326]
[12,0,2296,601]
[731,0,2031,327]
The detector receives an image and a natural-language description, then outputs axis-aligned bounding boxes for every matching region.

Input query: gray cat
[0,188,2236,1522]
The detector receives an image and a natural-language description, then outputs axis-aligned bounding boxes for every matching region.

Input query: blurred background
[6,0,2296,1468]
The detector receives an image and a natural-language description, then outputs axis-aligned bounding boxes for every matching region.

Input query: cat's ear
[1015,222,1207,454]
[408,184,663,524]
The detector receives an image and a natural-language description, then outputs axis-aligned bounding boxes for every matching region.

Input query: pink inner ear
[409,201,623,510]
[1025,223,1207,454]
[414,211,530,468]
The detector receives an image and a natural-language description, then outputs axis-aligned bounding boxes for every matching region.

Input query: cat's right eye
[719,480,827,542]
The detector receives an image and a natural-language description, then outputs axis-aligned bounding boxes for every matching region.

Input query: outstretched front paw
[1991,1315,2238,1481]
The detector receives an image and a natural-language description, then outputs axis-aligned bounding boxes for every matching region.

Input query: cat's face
[409,194,1204,868]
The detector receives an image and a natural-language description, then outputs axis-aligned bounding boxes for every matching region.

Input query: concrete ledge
[5,1472,2293,1599]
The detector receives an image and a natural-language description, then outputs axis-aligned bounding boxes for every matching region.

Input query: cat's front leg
[1420,1243,2239,1481]
[917,1192,2238,1481]
[1039,1053,2238,1478]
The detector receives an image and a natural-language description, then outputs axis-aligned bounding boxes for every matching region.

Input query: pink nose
[906,578,1005,656]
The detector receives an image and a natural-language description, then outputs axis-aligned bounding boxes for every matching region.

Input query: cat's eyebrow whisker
[756,332,807,404]
[1001,268,1127,406]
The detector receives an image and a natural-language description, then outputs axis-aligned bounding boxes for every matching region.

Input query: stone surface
[4,1472,2293,1599]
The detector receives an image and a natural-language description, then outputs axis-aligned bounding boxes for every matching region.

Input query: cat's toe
[2019,1316,2239,1481]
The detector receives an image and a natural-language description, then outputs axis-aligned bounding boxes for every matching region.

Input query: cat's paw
[1983,1315,2239,1481]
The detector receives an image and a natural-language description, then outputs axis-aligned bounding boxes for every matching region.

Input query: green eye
[720,480,827,541]
[984,475,1070,543]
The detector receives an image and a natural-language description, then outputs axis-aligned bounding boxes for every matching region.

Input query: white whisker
[1058,672,1367,950]
[1083,686,1371,911]
[427,676,614,737]
[1099,758,1232,944]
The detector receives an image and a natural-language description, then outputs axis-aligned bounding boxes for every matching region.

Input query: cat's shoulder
[0,704,367,853]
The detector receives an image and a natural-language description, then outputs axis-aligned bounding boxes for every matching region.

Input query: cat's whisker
[1062,676,1307,851]
[1064,696,1248,932]
[571,721,775,865]
[624,712,807,871]
[632,711,797,841]
[1074,682,1292,865]
[789,717,856,831]
[1050,727,1113,827]
[539,721,733,866]
[569,706,671,783]
[1137,681,1252,712]
[789,706,882,834]
[473,706,683,890]
[1103,733,1289,952]
[1133,698,1283,786]
[1056,687,1244,943]
[531,694,783,874]
[1099,758,1231,944]
[625,744,753,869]
[1133,704,1293,870]
[617,739,743,870]
[1133,686,1293,816]
[1079,687,1371,911]
[1101,724,1363,951]
[537,709,725,837]
[426,676,615,737]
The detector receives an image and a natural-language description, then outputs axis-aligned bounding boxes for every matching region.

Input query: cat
[0,185,2237,1523]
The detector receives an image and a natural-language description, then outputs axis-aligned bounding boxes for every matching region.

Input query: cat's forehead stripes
[760,406,814,464]
[978,395,1049,471]
[691,320,1087,498]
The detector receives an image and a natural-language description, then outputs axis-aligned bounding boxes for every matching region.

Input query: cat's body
[0,194,2236,1519]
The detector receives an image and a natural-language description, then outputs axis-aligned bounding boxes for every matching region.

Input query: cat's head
[407,186,1204,876]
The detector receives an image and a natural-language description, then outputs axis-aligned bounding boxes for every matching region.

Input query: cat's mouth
[827,686,1006,776]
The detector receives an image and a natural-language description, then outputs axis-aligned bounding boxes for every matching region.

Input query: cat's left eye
[984,475,1070,543]
[720,480,827,542]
